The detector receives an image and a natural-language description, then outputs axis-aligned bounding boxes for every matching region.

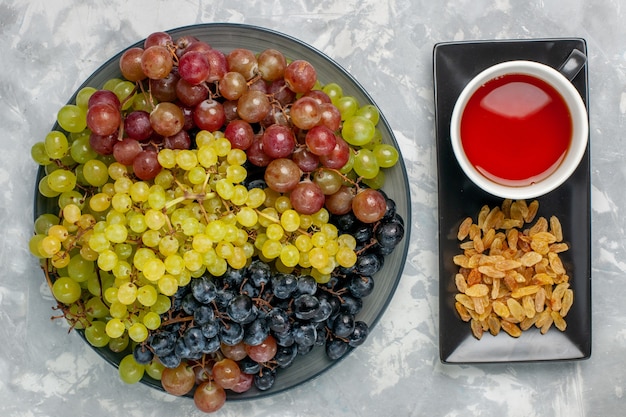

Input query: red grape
[261,124,295,159]
[289,181,325,215]
[257,48,286,82]
[264,158,301,193]
[149,71,179,103]
[268,79,296,106]
[319,135,350,169]
[352,188,387,223]
[193,381,226,413]
[226,48,258,80]
[133,148,161,180]
[175,78,208,107]
[144,31,172,49]
[178,50,210,85]
[163,130,191,150]
[305,125,337,156]
[89,132,117,155]
[212,358,241,390]
[87,89,120,109]
[124,110,153,141]
[290,96,321,130]
[237,90,271,123]
[119,47,146,82]
[325,185,354,215]
[160,363,196,396]
[193,99,226,132]
[291,147,319,172]
[113,138,142,165]
[150,102,184,137]
[141,45,174,79]
[86,103,121,136]
[319,102,342,131]
[205,48,228,82]
[246,135,272,167]
[245,335,277,362]
[230,372,254,393]
[224,119,254,150]
[284,59,317,93]
[219,71,248,101]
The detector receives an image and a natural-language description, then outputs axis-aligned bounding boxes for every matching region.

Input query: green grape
[342,115,375,146]
[83,159,109,187]
[150,294,171,315]
[57,104,87,133]
[39,235,61,257]
[58,190,84,210]
[51,276,82,304]
[335,96,359,120]
[226,165,246,184]
[145,360,165,380]
[266,223,284,241]
[362,169,386,189]
[109,301,127,319]
[84,320,110,347]
[129,181,150,202]
[137,284,158,306]
[28,234,46,258]
[143,257,165,282]
[279,244,300,268]
[176,149,198,170]
[117,281,138,305]
[143,311,162,330]
[128,322,149,343]
[67,255,95,283]
[119,354,145,384]
[322,82,343,104]
[89,231,110,253]
[197,145,218,168]
[112,260,132,280]
[141,229,160,247]
[47,169,77,193]
[97,249,118,271]
[76,86,97,109]
[353,149,380,179]
[103,77,123,91]
[157,274,178,296]
[44,131,69,159]
[356,104,380,125]
[132,93,152,112]
[148,185,167,210]
[112,80,136,110]
[89,192,111,212]
[34,213,60,235]
[111,193,132,213]
[108,333,130,353]
[105,317,126,338]
[85,297,109,319]
[183,250,203,272]
[373,143,399,168]
[31,142,52,165]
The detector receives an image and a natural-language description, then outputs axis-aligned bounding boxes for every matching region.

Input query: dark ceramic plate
[34,23,410,399]
[433,38,591,363]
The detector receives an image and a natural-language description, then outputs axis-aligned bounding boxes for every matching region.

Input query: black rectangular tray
[434,38,592,363]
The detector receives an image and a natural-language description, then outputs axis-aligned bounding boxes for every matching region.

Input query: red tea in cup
[450,59,588,199]
[460,73,572,186]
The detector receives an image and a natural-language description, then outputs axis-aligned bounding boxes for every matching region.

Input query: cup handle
[557,49,587,81]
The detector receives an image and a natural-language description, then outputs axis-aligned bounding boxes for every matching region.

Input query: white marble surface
[1,0,625,416]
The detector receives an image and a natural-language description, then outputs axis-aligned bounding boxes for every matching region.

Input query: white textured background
[1,1,625,416]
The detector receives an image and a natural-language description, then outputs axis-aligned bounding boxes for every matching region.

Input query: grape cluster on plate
[30,30,405,413]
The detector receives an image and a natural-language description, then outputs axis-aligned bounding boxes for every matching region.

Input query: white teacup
[450,56,589,199]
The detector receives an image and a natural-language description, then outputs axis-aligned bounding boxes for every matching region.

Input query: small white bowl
[450,60,589,199]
